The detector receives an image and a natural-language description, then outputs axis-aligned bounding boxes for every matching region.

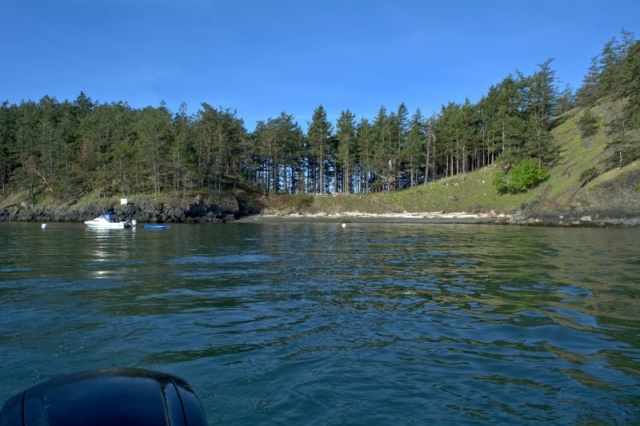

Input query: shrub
[493,173,510,195]
[579,167,599,183]
[493,159,550,195]
[577,109,599,138]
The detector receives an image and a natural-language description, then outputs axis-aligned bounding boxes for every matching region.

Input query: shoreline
[2,204,638,227]
[238,211,510,225]
[236,211,640,227]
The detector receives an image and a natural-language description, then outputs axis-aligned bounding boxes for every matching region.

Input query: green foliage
[577,30,636,106]
[335,109,357,193]
[492,173,510,195]
[307,105,333,194]
[605,143,640,169]
[493,158,549,194]
[577,109,599,138]
[579,166,600,183]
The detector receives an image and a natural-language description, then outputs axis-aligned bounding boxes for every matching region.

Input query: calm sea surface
[1,221,639,425]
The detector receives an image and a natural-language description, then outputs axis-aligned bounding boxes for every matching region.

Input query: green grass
[300,167,536,215]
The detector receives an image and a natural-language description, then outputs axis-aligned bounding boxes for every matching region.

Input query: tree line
[0,31,637,201]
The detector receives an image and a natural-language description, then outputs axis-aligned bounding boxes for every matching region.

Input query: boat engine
[0,368,207,426]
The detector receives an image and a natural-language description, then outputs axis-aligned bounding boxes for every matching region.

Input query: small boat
[84,212,133,229]
[143,224,169,229]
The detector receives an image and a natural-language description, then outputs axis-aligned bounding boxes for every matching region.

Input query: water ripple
[1,223,639,424]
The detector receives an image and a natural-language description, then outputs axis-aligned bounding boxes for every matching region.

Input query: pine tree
[355,118,373,193]
[335,110,356,193]
[405,109,426,186]
[371,106,396,191]
[527,58,558,165]
[307,106,332,193]
[577,56,601,106]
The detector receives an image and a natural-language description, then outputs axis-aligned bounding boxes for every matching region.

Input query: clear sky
[1,0,639,131]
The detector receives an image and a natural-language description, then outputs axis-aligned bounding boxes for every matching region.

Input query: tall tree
[0,102,18,192]
[355,118,373,193]
[307,105,332,193]
[171,103,193,193]
[526,59,558,165]
[556,83,576,115]
[394,103,410,188]
[371,106,395,191]
[254,113,303,193]
[424,113,438,184]
[335,109,357,193]
[135,104,173,195]
[577,56,602,106]
[405,108,426,186]
[607,37,640,167]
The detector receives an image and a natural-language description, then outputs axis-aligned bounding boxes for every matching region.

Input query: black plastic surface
[0,368,207,426]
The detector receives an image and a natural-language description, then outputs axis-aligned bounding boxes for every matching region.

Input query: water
[1,221,639,425]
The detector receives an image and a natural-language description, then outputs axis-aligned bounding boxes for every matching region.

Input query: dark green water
[1,222,639,424]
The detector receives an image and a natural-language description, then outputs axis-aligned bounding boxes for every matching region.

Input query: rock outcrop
[0,192,260,224]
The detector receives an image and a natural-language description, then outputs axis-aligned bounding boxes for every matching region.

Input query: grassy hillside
[270,102,640,218]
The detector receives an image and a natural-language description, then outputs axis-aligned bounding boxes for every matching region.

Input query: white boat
[84,212,133,229]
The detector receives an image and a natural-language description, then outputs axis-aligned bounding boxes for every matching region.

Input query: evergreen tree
[170,103,193,192]
[526,58,558,165]
[424,114,438,183]
[556,83,576,115]
[254,113,303,194]
[405,108,426,186]
[371,106,396,191]
[394,103,410,188]
[577,56,601,106]
[0,102,18,192]
[335,109,356,193]
[355,118,373,193]
[307,105,332,193]
[135,104,173,195]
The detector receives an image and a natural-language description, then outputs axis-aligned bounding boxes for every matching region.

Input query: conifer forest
[1,31,638,201]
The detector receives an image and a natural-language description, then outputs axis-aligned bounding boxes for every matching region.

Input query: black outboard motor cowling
[0,368,207,426]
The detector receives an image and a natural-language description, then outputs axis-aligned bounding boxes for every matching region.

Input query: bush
[493,173,510,195]
[577,109,599,138]
[579,167,599,183]
[494,159,550,195]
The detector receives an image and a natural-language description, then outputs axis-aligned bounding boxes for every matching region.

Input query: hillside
[1,102,639,226]
[263,102,640,226]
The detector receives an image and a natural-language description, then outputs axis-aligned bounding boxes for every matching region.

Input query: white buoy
[41,223,47,229]
[341,223,346,228]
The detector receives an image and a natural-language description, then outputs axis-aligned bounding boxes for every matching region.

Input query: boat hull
[84,220,131,229]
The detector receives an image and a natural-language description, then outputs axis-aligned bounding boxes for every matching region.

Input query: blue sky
[1,0,639,131]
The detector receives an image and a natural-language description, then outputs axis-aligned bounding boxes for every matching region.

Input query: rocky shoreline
[237,211,640,227]
[0,196,241,224]
[2,196,639,228]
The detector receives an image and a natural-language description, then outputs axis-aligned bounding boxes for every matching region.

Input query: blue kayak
[143,224,169,229]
